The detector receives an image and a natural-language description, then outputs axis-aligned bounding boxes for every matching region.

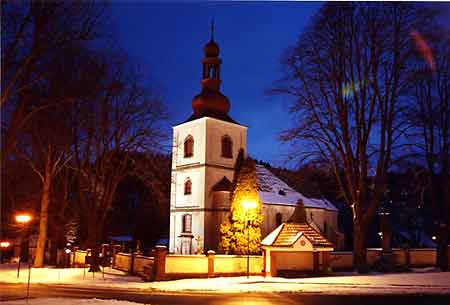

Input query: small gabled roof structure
[266,223,333,249]
[212,176,232,192]
[262,201,334,251]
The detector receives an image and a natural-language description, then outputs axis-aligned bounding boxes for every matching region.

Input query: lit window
[184,135,194,158]
[182,214,192,233]
[184,179,192,195]
[221,135,232,158]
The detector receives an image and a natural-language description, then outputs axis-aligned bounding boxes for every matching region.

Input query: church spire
[202,20,221,91]
[210,17,215,41]
[190,22,232,122]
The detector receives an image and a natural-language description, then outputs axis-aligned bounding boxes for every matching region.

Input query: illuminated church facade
[169,31,342,254]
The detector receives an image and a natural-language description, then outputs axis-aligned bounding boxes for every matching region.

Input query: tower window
[276,213,283,227]
[221,135,233,158]
[182,214,192,233]
[324,221,328,234]
[184,135,194,158]
[184,179,192,195]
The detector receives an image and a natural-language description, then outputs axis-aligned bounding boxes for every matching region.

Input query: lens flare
[410,29,436,72]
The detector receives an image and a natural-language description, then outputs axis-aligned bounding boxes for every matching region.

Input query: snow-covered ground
[0,264,146,289]
[148,271,450,295]
[1,298,143,305]
[1,264,450,295]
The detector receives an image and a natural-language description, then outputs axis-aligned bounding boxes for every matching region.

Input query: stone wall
[113,253,132,272]
[214,254,263,274]
[330,248,440,270]
[109,246,448,281]
[70,249,88,266]
[165,254,208,274]
[111,252,154,276]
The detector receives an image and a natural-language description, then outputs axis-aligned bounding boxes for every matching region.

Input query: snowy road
[2,283,450,305]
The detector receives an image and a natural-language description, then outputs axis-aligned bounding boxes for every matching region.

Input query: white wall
[205,118,247,167]
[172,119,207,168]
[169,117,248,253]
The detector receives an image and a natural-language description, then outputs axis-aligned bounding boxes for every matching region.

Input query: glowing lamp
[432,236,437,241]
[15,214,32,224]
[242,200,257,210]
[378,232,383,237]
[64,248,71,254]
[0,241,11,248]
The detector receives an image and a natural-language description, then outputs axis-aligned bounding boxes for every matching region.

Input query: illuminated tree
[219,150,263,254]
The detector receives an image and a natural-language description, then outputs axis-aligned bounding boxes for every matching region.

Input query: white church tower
[169,26,247,254]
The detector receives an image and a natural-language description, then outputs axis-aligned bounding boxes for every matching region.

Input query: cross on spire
[210,17,215,41]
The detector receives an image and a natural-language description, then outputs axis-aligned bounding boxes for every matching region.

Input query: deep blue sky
[110,2,323,166]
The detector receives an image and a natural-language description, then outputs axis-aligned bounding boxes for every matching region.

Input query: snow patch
[256,165,338,211]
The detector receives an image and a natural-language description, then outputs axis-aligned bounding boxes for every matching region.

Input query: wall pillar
[207,250,215,277]
[153,245,167,281]
[404,247,410,269]
[313,251,320,273]
[322,251,331,273]
[263,248,272,277]
[112,245,121,268]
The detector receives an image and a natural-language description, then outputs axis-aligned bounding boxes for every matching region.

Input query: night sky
[110,2,322,166]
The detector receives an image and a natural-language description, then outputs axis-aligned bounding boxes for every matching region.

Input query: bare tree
[72,56,167,270]
[16,110,71,267]
[273,3,434,272]
[407,28,450,270]
[14,44,97,267]
[1,1,103,163]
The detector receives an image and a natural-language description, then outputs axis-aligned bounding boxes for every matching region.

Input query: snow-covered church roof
[255,164,338,212]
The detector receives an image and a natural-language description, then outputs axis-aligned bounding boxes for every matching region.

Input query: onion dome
[192,89,230,116]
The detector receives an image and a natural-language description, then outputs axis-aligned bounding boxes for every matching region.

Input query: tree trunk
[34,156,52,267]
[437,225,449,271]
[353,222,369,273]
[87,212,101,272]
[436,171,449,271]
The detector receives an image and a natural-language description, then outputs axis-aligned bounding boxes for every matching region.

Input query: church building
[169,31,342,254]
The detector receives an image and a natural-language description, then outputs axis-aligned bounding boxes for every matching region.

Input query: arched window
[182,214,192,233]
[323,221,328,234]
[184,179,192,195]
[221,135,233,158]
[276,213,283,227]
[184,135,194,158]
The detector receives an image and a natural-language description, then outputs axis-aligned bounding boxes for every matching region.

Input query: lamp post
[15,213,32,278]
[242,200,257,279]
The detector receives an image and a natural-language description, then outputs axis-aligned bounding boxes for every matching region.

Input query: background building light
[0,241,11,248]
[15,214,32,224]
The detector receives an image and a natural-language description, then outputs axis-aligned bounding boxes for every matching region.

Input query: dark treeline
[1,1,169,269]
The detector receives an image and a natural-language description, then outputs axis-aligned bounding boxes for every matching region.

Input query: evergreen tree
[219,149,263,254]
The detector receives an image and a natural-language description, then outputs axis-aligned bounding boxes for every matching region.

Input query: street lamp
[242,200,257,279]
[15,212,33,299]
[15,213,32,278]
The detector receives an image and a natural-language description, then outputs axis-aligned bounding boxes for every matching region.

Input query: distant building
[169,30,343,254]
